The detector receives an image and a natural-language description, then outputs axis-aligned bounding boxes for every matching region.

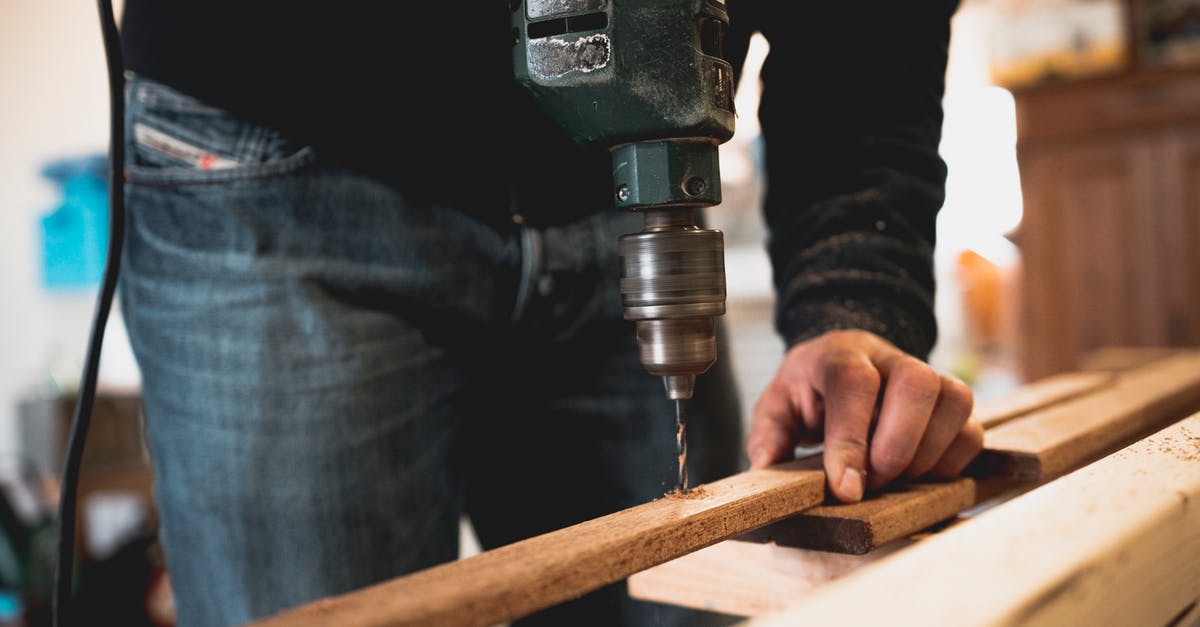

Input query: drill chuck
[619,207,725,399]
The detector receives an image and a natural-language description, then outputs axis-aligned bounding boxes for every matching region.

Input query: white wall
[0,0,137,455]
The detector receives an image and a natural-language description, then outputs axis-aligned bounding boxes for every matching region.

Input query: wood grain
[627,539,912,617]
[252,461,825,627]
[750,412,1200,627]
[979,351,1200,480]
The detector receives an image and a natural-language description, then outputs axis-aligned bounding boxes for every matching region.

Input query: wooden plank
[253,461,825,627]
[741,476,1016,554]
[627,538,912,617]
[749,412,1200,627]
[631,519,980,616]
[974,371,1113,429]
[979,351,1200,481]
[744,353,1200,554]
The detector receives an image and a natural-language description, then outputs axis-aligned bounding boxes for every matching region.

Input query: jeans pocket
[124,75,316,186]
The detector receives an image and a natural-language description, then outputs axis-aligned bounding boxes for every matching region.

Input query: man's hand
[747,330,983,503]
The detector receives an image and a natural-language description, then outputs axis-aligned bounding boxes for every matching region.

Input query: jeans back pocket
[125,75,316,185]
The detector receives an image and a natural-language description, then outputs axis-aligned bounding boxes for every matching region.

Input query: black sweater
[121,1,958,358]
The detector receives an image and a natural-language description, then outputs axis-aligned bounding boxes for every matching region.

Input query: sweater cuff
[777,296,937,360]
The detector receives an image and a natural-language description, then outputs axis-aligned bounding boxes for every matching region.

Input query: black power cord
[53,0,124,624]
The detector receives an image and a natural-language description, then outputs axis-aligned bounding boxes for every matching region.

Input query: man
[118,2,980,625]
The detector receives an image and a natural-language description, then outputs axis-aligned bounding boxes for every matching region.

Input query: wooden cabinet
[1013,69,1200,378]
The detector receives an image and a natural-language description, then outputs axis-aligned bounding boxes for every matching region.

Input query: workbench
[253,348,1200,627]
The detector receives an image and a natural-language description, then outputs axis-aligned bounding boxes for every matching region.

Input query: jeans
[120,75,743,626]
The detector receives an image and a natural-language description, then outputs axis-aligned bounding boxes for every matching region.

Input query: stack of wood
[255,348,1200,627]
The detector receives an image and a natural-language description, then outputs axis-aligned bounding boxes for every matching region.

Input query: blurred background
[715,0,1200,419]
[1,0,1198,624]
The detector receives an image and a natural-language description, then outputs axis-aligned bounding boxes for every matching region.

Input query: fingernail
[839,468,865,502]
[749,447,768,469]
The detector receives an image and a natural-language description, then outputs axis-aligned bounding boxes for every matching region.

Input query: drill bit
[675,398,689,492]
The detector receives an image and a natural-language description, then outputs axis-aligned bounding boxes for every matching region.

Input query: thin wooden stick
[253,461,825,627]
[980,351,1200,480]
[627,537,914,616]
[974,371,1113,429]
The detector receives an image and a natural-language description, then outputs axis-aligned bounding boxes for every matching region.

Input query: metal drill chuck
[619,207,725,400]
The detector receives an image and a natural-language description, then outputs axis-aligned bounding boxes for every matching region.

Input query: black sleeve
[738,2,959,359]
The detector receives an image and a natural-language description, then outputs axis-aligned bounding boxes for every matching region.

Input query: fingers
[866,355,941,490]
[929,419,985,478]
[904,374,974,479]
[817,351,880,503]
[746,330,981,506]
[747,378,802,469]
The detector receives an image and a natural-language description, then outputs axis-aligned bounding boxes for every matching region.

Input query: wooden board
[741,476,1016,554]
[627,538,912,617]
[974,371,1113,429]
[749,412,1200,627]
[252,461,825,627]
[980,351,1200,480]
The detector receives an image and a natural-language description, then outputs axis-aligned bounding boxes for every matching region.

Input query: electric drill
[513,0,735,489]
